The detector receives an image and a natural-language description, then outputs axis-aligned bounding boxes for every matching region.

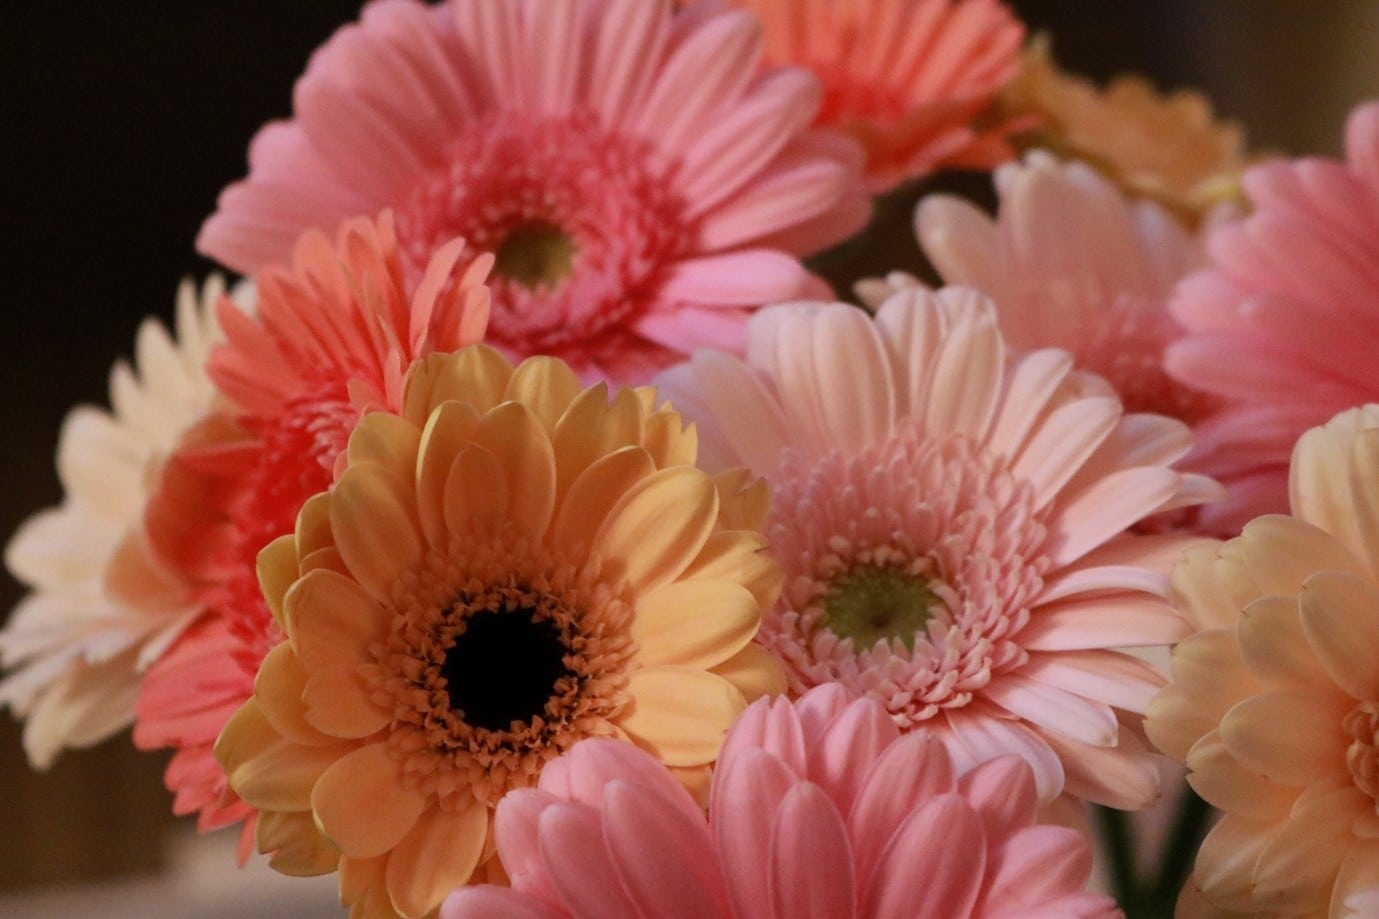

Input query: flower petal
[384,798,489,919]
[312,743,429,859]
[619,667,745,767]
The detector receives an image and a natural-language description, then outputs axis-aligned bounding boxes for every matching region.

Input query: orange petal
[256,810,340,877]
[286,568,388,670]
[619,667,745,767]
[303,664,392,739]
[255,641,335,747]
[592,467,719,594]
[502,356,583,433]
[633,580,759,669]
[312,743,429,859]
[473,402,557,540]
[415,400,481,546]
[710,642,787,703]
[550,445,656,560]
[330,462,423,600]
[444,444,508,540]
[383,798,489,918]
[347,412,421,479]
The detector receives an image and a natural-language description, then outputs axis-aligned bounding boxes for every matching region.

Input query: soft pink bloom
[443,686,1121,919]
[656,288,1220,808]
[132,214,490,858]
[1167,101,1379,532]
[198,0,868,382]
[728,0,1028,191]
[906,150,1231,533]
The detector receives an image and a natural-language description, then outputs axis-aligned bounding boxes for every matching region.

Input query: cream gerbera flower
[999,36,1246,221]
[215,345,783,919]
[0,277,240,768]
[1147,405,1379,918]
[657,288,1220,810]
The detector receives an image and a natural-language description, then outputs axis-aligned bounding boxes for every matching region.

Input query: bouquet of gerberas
[5,1,1379,917]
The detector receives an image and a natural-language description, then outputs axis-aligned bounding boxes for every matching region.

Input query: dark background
[0,0,1375,893]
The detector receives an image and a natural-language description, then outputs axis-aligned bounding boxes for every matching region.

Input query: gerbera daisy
[999,37,1246,221]
[443,686,1120,919]
[0,277,237,768]
[902,151,1229,530]
[726,0,1028,191]
[1146,405,1379,918]
[1167,101,1379,531]
[214,345,784,918]
[197,0,868,382]
[133,213,490,859]
[656,287,1220,808]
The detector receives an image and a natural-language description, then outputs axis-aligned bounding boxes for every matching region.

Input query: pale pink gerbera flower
[1146,405,1379,918]
[1168,101,1379,531]
[727,0,1028,191]
[901,150,1230,531]
[0,278,239,768]
[197,0,868,382]
[444,686,1120,919]
[657,288,1220,808]
[133,214,490,858]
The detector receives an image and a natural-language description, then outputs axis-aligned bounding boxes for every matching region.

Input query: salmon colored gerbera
[1147,405,1379,918]
[1167,102,1379,533]
[727,0,1028,191]
[133,213,490,858]
[0,278,237,768]
[999,37,1246,221]
[197,0,869,382]
[443,686,1119,919]
[214,345,784,918]
[657,287,1220,809]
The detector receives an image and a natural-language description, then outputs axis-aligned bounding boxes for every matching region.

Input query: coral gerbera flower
[214,345,784,919]
[197,0,868,382]
[1167,101,1379,532]
[133,213,490,858]
[727,0,1028,191]
[1146,405,1379,918]
[656,288,1220,808]
[443,686,1120,919]
[999,37,1246,221]
[897,150,1230,530]
[0,277,237,768]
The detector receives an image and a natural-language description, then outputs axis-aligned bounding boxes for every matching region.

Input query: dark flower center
[441,606,573,732]
[493,221,578,289]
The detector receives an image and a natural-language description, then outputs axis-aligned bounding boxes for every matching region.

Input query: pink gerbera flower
[197,0,868,382]
[903,150,1231,532]
[443,686,1120,919]
[729,0,1028,191]
[1167,101,1379,531]
[132,214,490,858]
[656,288,1220,808]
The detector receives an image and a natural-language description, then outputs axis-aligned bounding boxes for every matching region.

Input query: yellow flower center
[821,566,943,652]
[1344,700,1379,803]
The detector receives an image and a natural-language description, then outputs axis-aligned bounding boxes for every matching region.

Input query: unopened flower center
[492,221,578,290]
[441,605,574,732]
[1344,700,1379,802]
[821,566,941,651]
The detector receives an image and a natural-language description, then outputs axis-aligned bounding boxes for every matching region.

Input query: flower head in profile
[444,686,1120,919]
[0,278,233,768]
[900,151,1229,530]
[999,37,1246,220]
[133,213,490,859]
[657,288,1219,809]
[198,0,869,382]
[727,0,1028,191]
[1147,405,1379,919]
[214,345,784,918]
[1167,101,1379,531]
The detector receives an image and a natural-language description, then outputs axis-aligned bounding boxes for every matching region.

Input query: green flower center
[820,566,942,652]
[492,221,577,289]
